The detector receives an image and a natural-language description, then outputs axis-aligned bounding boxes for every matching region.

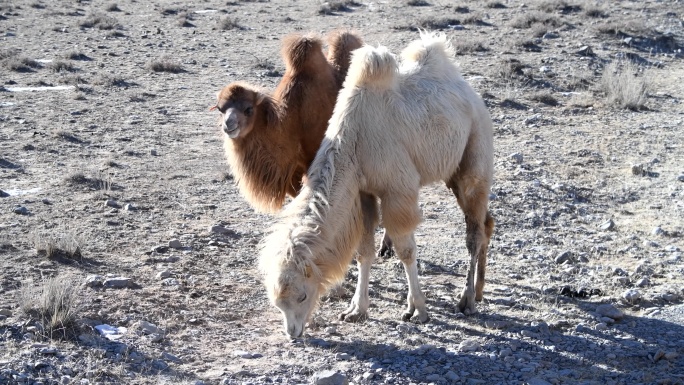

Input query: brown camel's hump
[326,30,364,79]
[281,34,328,74]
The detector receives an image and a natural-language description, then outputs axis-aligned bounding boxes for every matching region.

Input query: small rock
[0,309,11,317]
[594,323,608,331]
[362,372,374,381]
[150,149,158,156]
[162,278,180,287]
[596,304,624,320]
[233,350,252,359]
[425,374,440,382]
[0,189,9,198]
[576,45,594,56]
[156,270,171,280]
[151,359,168,370]
[325,326,337,335]
[509,152,524,164]
[678,174,684,182]
[209,224,232,234]
[335,352,351,361]
[459,339,480,352]
[542,31,559,39]
[39,347,57,355]
[103,276,134,289]
[124,203,137,211]
[445,370,460,381]
[600,219,615,231]
[555,250,572,264]
[312,370,349,385]
[623,288,641,302]
[652,226,664,236]
[168,239,182,249]
[527,378,553,385]
[13,206,29,215]
[636,278,650,287]
[104,199,120,209]
[161,352,182,363]
[136,321,161,335]
[84,275,104,288]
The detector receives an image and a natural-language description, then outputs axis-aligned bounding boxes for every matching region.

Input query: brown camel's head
[211,82,280,139]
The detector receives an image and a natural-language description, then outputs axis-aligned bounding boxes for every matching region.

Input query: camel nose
[223,113,238,133]
[287,323,302,338]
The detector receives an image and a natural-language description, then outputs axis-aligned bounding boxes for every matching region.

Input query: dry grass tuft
[147,56,183,73]
[584,5,607,18]
[219,16,243,30]
[318,1,358,15]
[529,91,560,106]
[64,51,91,61]
[511,11,561,29]
[3,56,40,72]
[407,0,430,6]
[419,17,461,30]
[49,60,75,73]
[20,277,81,340]
[453,39,487,54]
[80,14,120,30]
[34,232,83,261]
[600,61,649,110]
[105,3,121,12]
[486,1,506,8]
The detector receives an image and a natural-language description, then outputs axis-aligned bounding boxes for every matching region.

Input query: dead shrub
[34,232,83,261]
[20,277,81,340]
[407,0,430,6]
[584,5,607,18]
[80,14,120,30]
[105,3,121,12]
[64,51,91,61]
[419,17,461,30]
[511,11,560,29]
[147,57,183,73]
[4,56,40,72]
[49,60,75,73]
[600,61,649,110]
[219,17,243,30]
[318,1,357,14]
[529,91,559,106]
[486,1,506,8]
[454,39,487,55]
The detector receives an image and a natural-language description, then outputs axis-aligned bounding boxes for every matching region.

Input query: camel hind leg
[446,172,493,315]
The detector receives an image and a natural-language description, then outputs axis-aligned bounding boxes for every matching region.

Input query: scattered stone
[123,203,137,211]
[233,350,253,359]
[156,270,171,280]
[0,189,8,198]
[150,149,158,156]
[39,347,57,355]
[94,324,127,341]
[136,321,161,335]
[594,323,608,331]
[596,304,624,320]
[623,288,642,302]
[600,219,615,231]
[445,370,460,381]
[362,372,374,381]
[104,199,120,209]
[162,278,180,287]
[576,45,594,56]
[509,152,524,164]
[678,174,684,182]
[325,326,337,335]
[168,239,182,249]
[652,226,664,236]
[636,278,650,287]
[335,352,351,361]
[84,275,104,288]
[555,250,572,264]
[210,224,231,234]
[312,370,349,385]
[13,206,29,215]
[542,31,559,39]
[459,339,480,352]
[103,276,134,289]
[0,309,11,317]
[161,352,182,363]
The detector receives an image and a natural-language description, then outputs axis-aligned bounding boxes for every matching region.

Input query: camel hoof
[458,295,477,315]
[401,312,412,322]
[340,312,367,323]
[410,313,429,324]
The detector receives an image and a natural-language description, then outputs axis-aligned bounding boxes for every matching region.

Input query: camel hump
[281,34,326,74]
[345,45,397,89]
[326,30,363,76]
[401,31,455,67]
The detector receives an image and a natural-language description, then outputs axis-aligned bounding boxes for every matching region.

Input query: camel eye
[244,107,253,116]
[297,293,307,303]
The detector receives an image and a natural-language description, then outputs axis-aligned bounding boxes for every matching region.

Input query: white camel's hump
[344,45,398,89]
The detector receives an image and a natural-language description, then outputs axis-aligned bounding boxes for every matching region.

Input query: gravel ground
[1,0,683,384]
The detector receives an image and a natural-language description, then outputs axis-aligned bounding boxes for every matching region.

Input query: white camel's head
[211,82,279,140]
[262,252,321,338]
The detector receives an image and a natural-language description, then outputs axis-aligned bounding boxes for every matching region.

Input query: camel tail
[326,30,364,76]
[281,33,326,73]
[345,45,398,89]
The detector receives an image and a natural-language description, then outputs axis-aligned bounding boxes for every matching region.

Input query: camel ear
[256,93,281,129]
[304,263,313,278]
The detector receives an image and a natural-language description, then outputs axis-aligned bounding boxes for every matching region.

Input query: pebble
[362,372,374,380]
[596,304,624,320]
[458,339,480,352]
[161,352,182,363]
[209,225,232,234]
[13,206,29,215]
[445,370,460,381]
[103,276,134,289]
[576,45,594,56]
[636,278,650,287]
[0,189,8,197]
[594,323,608,331]
[123,203,137,211]
[104,199,120,209]
[136,321,161,335]
[600,219,615,230]
[335,352,351,361]
[39,347,57,355]
[678,174,684,182]
[311,371,349,385]
[168,239,182,249]
[623,288,642,302]
[156,270,171,280]
[652,226,664,236]
[509,152,524,164]
[325,326,337,335]
[84,275,104,288]
[0,309,11,317]
[233,350,253,359]
[554,250,572,264]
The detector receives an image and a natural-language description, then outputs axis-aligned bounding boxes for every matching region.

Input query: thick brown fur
[216,31,363,212]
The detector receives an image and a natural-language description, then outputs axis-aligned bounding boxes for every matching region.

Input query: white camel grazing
[260,32,495,338]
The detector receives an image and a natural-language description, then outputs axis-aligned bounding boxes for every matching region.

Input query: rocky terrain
[1,0,683,384]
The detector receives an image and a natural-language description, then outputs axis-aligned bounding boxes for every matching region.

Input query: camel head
[211,82,279,139]
[262,248,322,338]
